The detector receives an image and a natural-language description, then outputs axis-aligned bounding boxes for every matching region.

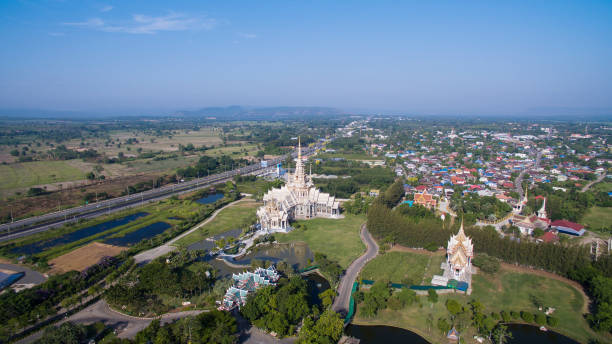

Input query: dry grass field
[49,242,127,273]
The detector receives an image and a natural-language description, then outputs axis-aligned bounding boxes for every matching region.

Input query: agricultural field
[318,152,378,160]
[203,143,260,157]
[49,242,127,273]
[62,127,223,156]
[0,160,87,194]
[174,199,260,247]
[277,214,366,269]
[353,250,607,344]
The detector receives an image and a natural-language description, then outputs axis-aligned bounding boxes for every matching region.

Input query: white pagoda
[256,138,341,233]
[446,220,474,282]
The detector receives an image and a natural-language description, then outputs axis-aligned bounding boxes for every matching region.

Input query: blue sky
[0,1,611,116]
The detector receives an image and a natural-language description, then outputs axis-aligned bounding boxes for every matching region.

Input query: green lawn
[582,206,612,231]
[360,251,428,284]
[359,251,446,285]
[0,160,86,191]
[276,214,366,269]
[174,200,260,247]
[354,251,608,344]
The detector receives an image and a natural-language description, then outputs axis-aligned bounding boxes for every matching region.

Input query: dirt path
[388,244,445,256]
[501,263,590,314]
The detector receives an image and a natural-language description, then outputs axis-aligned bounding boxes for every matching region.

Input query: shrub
[500,310,511,322]
[510,311,520,319]
[424,242,439,252]
[547,316,559,327]
[535,313,546,325]
[520,311,534,322]
[472,253,501,274]
[427,289,438,303]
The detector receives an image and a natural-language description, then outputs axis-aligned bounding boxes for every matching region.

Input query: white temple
[256,138,341,233]
[446,220,474,282]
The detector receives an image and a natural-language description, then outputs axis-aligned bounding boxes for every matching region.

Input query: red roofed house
[538,231,559,243]
[551,220,586,236]
[414,190,437,209]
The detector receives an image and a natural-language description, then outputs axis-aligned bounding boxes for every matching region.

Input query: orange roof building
[414,190,437,209]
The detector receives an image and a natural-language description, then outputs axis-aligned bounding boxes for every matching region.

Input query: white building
[256,138,341,232]
[446,221,474,282]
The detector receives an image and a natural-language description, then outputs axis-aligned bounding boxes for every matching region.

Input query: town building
[413,190,437,209]
[551,220,586,236]
[256,138,341,232]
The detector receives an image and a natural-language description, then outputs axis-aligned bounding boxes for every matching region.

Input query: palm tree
[491,323,512,344]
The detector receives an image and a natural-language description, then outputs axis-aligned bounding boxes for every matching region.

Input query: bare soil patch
[49,242,127,274]
[388,244,445,256]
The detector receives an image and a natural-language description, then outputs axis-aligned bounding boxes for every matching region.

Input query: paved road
[17,300,204,343]
[332,224,378,315]
[581,173,606,193]
[134,198,253,264]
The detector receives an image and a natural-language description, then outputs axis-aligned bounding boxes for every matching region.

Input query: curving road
[17,300,203,343]
[332,224,378,315]
[581,173,606,193]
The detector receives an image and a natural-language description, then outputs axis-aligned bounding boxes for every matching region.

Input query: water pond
[12,212,150,255]
[104,221,171,246]
[196,193,224,204]
[187,228,244,252]
[345,325,429,344]
[344,324,581,344]
[507,324,580,344]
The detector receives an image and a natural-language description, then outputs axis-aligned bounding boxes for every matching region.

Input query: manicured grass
[0,160,86,191]
[174,200,261,247]
[360,252,429,284]
[354,251,608,344]
[277,214,366,269]
[582,206,612,230]
[360,250,446,285]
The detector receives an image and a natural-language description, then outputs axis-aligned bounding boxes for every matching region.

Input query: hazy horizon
[1,1,611,117]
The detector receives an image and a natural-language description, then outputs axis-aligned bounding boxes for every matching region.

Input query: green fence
[345,281,359,324]
[298,265,320,273]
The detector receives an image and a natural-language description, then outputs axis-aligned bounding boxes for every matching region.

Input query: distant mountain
[173,106,344,120]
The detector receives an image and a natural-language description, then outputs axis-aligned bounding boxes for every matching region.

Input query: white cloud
[62,13,217,34]
[238,32,257,39]
[100,5,114,12]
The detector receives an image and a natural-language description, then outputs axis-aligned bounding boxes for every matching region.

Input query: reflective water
[345,325,429,344]
[207,242,314,278]
[12,212,150,254]
[344,323,580,344]
[507,324,580,344]
[104,221,171,246]
[187,228,243,252]
[196,193,224,204]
